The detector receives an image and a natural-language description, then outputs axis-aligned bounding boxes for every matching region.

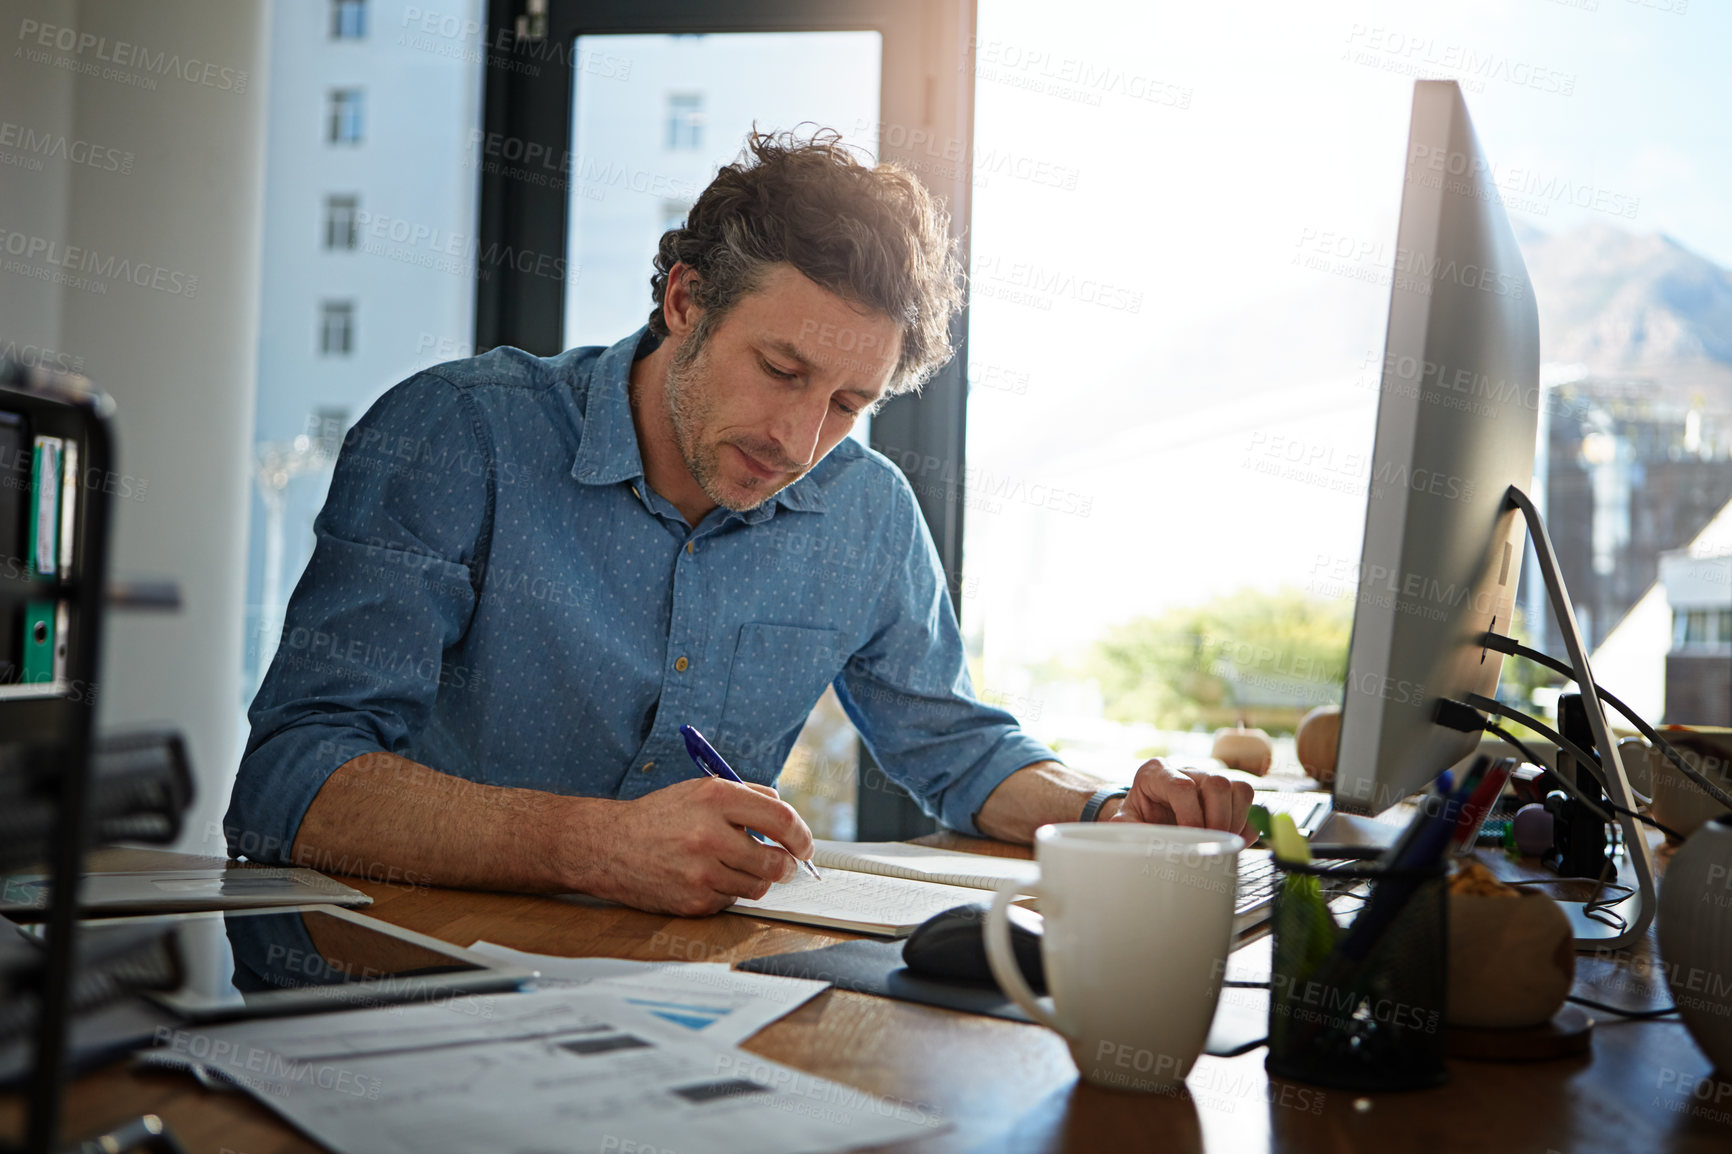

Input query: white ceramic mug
[984,822,1243,1093]
[1646,731,1732,841]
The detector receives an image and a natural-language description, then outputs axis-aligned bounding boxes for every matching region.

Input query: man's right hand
[565,776,816,917]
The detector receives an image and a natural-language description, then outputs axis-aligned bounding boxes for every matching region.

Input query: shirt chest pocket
[717,622,846,773]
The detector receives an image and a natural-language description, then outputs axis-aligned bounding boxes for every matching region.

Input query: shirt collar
[570,329,651,488]
[570,327,828,517]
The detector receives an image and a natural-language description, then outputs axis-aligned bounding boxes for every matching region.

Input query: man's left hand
[1109,758,1254,838]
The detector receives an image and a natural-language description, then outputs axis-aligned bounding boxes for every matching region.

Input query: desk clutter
[9,801,1729,1154]
[736,747,1726,1101]
[10,708,1731,1150]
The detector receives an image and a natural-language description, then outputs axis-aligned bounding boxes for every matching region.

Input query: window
[248,0,483,695]
[1720,610,1732,645]
[327,89,364,145]
[323,194,359,250]
[318,300,355,355]
[1684,610,1710,646]
[330,0,366,40]
[565,37,879,350]
[665,93,704,151]
[659,200,691,236]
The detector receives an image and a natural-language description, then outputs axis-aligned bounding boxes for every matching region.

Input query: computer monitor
[1331,80,1541,817]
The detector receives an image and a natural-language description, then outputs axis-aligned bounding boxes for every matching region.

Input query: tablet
[31,904,535,1021]
[0,867,371,916]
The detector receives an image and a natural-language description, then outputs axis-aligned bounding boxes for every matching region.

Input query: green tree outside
[1089,588,1353,732]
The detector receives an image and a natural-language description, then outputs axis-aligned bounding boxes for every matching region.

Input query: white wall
[1661,550,1732,611]
[2,0,269,853]
[0,0,78,356]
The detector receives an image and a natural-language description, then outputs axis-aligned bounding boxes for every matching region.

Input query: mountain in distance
[969,220,1732,467]
[1517,221,1732,407]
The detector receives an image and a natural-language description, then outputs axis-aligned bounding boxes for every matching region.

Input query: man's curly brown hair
[648,128,962,395]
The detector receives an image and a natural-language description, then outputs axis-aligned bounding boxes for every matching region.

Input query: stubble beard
[664,329,774,513]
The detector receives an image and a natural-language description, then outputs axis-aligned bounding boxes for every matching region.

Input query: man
[228,131,1253,916]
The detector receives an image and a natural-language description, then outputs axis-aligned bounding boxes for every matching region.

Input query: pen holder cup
[1264,855,1449,1091]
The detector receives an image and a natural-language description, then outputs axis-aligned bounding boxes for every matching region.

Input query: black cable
[1566,994,1678,1019]
[1492,748,1677,1011]
[1222,980,1270,988]
[1501,878,1631,932]
[1480,712,1658,928]
[1482,632,1732,812]
[1484,719,1640,843]
[1476,707,1684,843]
[1480,719,1616,829]
[1480,724,1549,789]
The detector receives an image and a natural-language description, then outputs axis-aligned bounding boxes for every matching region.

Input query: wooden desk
[5,839,1728,1154]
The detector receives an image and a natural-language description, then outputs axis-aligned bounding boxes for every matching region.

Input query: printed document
[138,989,943,1154]
[467,942,830,1046]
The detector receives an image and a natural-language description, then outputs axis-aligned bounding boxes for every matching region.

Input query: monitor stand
[1488,486,1657,953]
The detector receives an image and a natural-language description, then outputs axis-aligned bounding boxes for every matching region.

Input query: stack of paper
[136,944,943,1154]
[139,985,945,1154]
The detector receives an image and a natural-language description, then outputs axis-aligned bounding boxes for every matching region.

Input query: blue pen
[680,725,822,882]
[1339,769,1468,961]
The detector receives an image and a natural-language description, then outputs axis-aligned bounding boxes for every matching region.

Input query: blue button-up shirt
[226,328,1055,862]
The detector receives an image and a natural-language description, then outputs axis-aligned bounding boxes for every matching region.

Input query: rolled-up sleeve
[833,473,1057,836]
[224,372,492,862]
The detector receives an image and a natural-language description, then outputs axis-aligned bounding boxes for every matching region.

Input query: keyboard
[1232,848,1359,935]
[1235,849,1283,917]
[1252,790,1331,836]
[1230,792,1333,928]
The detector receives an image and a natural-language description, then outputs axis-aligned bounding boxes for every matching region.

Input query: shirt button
[674,656,689,673]
[640,761,655,774]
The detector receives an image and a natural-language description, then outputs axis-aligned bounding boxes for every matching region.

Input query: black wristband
[1080,786,1130,822]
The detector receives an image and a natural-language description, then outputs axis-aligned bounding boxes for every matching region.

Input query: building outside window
[331,0,367,40]
[328,89,365,145]
[319,300,355,355]
[248,0,483,702]
[323,194,359,250]
[660,200,691,236]
[666,93,704,151]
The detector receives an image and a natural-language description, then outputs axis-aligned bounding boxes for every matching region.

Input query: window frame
[327,87,365,145]
[323,193,360,250]
[318,299,356,356]
[475,0,978,838]
[330,0,368,40]
[665,91,705,151]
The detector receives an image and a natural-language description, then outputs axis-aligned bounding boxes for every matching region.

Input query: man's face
[663,264,902,512]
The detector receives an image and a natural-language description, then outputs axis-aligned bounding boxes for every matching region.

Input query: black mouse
[901,903,1045,993]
